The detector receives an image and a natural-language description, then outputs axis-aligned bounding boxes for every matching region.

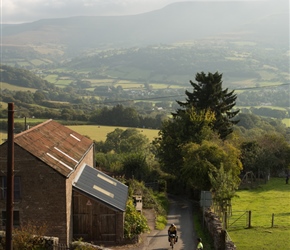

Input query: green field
[0,117,289,145]
[67,125,159,142]
[282,118,290,127]
[0,122,160,143]
[229,178,290,249]
[0,131,6,143]
[0,82,37,92]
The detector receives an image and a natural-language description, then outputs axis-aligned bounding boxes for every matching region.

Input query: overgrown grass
[192,205,215,250]
[153,192,170,230]
[155,215,167,230]
[229,178,290,250]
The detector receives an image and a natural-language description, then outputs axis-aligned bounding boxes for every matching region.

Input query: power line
[100,94,184,104]
[95,83,290,105]
[234,83,290,91]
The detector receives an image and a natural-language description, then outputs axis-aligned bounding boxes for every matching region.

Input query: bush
[72,238,102,249]
[0,221,54,250]
[124,199,149,239]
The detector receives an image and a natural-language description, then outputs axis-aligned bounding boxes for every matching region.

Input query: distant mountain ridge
[1,1,289,55]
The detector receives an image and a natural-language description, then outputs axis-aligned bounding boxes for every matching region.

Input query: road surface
[145,195,197,250]
[110,195,198,250]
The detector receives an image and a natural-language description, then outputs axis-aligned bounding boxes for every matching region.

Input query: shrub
[124,199,149,239]
[72,238,101,249]
[0,221,53,250]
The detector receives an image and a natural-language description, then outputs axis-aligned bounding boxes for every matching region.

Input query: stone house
[0,119,128,245]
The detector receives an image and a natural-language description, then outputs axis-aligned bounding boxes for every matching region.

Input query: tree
[256,133,290,177]
[181,139,242,191]
[96,128,150,154]
[209,165,239,200]
[33,90,46,103]
[176,71,240,140]
[122,153,150,181]
[240,133,290,179]
[153,107,215,176]
[119,130,150,154]
[209,165,240,212]
[240,140,261,175]
[94,128,154,175]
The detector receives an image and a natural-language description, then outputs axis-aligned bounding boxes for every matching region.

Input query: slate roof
[73,164,128,212]
[14,119,94,177]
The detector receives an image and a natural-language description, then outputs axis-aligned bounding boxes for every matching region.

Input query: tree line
[1,64,289,122]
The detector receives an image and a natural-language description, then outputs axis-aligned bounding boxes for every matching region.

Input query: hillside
[0,1,288,126]
[1,1,288,57]
[0,65,54,89]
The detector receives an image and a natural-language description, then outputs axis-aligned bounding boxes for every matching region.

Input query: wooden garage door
[73,191,117,242]
[93,214,116,242]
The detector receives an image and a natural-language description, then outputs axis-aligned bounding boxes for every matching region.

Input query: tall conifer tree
[175,71,239,139]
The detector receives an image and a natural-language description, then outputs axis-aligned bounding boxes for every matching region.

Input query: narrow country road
[108,195,198,250]
[141,195,197,250]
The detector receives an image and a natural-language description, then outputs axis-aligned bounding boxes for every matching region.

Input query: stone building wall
[0,144,68,243]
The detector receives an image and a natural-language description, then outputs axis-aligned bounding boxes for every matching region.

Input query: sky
[1,0,192,24]
[1,0,268,24]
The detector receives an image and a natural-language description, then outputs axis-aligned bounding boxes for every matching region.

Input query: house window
[1,211,20,226]
[0,176,21,200]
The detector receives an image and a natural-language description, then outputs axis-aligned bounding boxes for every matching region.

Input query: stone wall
[203,208,236,250]
[0,231,59,249]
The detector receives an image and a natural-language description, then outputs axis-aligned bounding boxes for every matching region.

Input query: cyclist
[168,223,178,243]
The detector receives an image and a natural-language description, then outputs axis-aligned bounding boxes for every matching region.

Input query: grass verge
[192,203,215,250]
[153,192,170,230]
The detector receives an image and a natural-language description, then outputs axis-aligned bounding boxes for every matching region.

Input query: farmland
[282,118,290,127]
[1,3,289,249]
[66,125,159,142]
[0,131,6,144]
[229,178,290,250]
[1,41,289,123]
[0,123,160,144]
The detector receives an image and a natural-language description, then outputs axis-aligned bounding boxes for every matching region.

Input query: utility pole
[6,102,14,250]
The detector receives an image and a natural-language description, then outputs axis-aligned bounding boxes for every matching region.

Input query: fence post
[248,210,251,228]
[224,211,228,230]
[271,213,274,228]
[220,229,226,250]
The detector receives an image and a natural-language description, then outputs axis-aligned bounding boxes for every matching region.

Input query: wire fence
[226,210,290,230]
[264,212,290,228]
[227,210,249,229]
